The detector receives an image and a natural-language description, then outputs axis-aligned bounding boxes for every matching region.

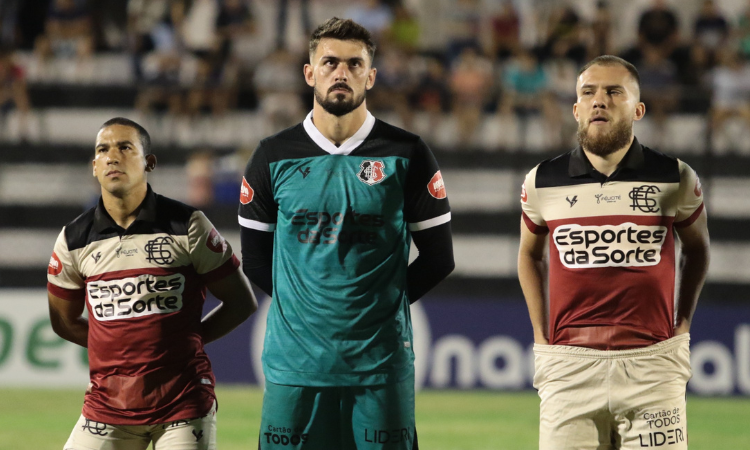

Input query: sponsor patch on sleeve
[521,182,528,203]
[694,176,702,197]
[48,252,63,276]
[206,228,228,253]
[240,177,254,204]
[428,170,447,199]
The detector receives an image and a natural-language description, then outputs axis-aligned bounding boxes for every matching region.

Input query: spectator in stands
[639,46,678,142]
[252,47,305,133]
[0,0,21,47]
[500,48,555,147]
[736,0,750,60]
[544,41,578,147]
[0,47,31,140]
[216,0,257,64]
[413,57,450,140]
[34,0,94,81]
[385,4,420,54]
[542,5,587,66]
[134,1,185,116]
[442,0,483,64]
[127,0,171,81]
[450,46,493,147]
[276,0,311,50]
[589,0,613,59]
[368,45,415,129]
[693,0,729,56]
[709,48,750,143]
[637,0,680,56]
[489,0,520,61]
[345,0,393,41]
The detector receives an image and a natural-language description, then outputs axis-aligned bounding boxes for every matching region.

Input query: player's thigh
[63,415,149,450]
[349,377,417,450]
[615,336,691,450]
[259,382,338,450]
[534,346,612,450]
[151,401,217,450]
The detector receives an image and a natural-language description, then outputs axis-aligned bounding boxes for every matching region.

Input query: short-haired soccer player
[518,55,710,449]
[239,18,455,450]
[48,117,258,450]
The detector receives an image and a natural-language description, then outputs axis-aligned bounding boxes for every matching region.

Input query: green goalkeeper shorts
[258,377,418,450]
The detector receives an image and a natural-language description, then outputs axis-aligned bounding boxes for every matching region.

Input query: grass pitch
[1,386,748,449]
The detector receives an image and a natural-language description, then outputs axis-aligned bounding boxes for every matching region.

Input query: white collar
[302,110,376,155]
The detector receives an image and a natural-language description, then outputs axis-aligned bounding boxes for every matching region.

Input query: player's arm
[674,208,710,335]
[201,269,258,344]
[518,218,549,344]
[48,293,88,347]
[240,227,274,297]
[408,222,455,303]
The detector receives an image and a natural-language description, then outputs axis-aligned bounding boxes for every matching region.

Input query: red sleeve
[201,255,240,284]
[674,203,704,228]
[47,282,85,301]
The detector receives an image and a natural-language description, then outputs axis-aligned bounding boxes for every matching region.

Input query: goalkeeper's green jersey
[238,111,451,386]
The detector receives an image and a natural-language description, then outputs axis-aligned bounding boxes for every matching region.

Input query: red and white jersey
[47,186,239,425]
[521,139,704,350]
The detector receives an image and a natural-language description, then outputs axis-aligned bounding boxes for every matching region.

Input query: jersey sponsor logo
[87,273,185,321]
[145,236,175,265]
[298,167,311,178]
[428,170,447,199]
[358,160,386,185]
[595,193,621,204]
[240,177,254,204]
[48,252,63,276]
[521,182,528,203]
[694,177,702,197]
[566,195,578,207]
[206,228,227,253]
[629,185,661,213]
[91,252,102,263]
[553,223,667,268]
[115,247,137,258]
[292,209,384,244]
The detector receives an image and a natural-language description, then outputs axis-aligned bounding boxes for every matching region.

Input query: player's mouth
[106,170,125,177]
[329,84,352,94]
[590,115,609,124]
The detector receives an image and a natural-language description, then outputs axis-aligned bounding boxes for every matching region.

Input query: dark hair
[578,55,640,90]
[309,17,376,62]
[99,117,152,155]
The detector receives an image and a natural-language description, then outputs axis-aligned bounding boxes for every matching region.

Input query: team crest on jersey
[48,252,63,276]
[358,160,386,185]
[240,177,254,204]
[428,170,447,199]
[206,228,227,253]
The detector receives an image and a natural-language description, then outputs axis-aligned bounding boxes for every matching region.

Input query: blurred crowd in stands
[0,0,750,151]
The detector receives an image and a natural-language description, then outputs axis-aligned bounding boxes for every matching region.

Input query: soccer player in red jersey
[518,56,710,449]
[47,117,257,450]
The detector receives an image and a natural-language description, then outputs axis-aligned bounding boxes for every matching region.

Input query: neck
[311,100,368,146]
[583,135,634,177]
[101,183,148,229]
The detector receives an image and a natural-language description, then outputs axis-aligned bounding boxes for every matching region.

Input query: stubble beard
[314,84,366,117]
[577,118,633,157]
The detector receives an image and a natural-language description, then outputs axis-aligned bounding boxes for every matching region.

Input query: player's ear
[573,102,579,122]
[303,64,315,87]
[92,159,96,177]
[366,67,377,90]
[145,154,157,172]
[633,101,646,121]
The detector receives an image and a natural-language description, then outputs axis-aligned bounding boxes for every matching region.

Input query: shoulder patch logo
[240,177,254,204]
[48,252,63,276]
[694,177,702,197]
[358,160,386,185]
[428,170,447,199]
[206,228,227,253]
[521,182,528,203]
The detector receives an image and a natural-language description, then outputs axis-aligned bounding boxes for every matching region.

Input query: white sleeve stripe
[408,212,451,232]
[238,216,276,232]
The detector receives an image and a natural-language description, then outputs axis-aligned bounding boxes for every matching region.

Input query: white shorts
[63,401,217,450]
[534,334,691,450]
